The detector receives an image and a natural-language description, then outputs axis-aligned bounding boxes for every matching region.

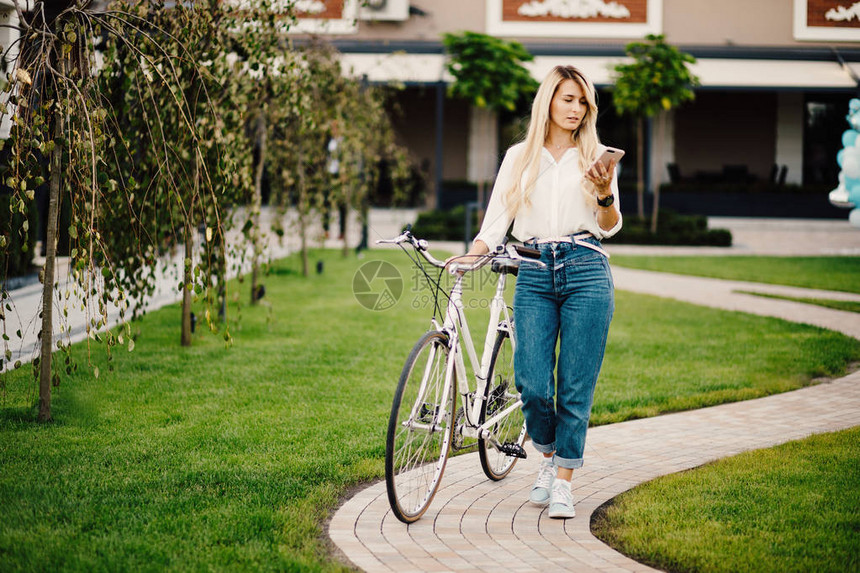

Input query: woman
[460,65,621,519]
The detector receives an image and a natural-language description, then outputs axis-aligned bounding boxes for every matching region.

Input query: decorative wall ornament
[795,0,860,40]
[486,0,660,37]
[826,1,860,21]
[517,0,631,20]
[294,0,327,15]
[290,0,358,34]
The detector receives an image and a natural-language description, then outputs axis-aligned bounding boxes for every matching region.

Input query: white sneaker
[548,479,575,519]
[528,458,555,506]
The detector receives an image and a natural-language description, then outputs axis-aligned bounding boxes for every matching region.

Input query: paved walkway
[329,371,860,573]
[327,218,860,572]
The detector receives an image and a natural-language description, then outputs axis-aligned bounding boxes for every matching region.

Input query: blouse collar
[542,146,578,165]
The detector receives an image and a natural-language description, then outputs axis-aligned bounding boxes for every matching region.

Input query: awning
[340,52,860,90]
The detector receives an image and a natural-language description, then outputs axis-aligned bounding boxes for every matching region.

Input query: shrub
[411,205,479,242]
[660,181,833,195]
[608,209,732,246]
[413,207,731,247]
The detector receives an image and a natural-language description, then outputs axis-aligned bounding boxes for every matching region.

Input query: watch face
[598,194,614,207]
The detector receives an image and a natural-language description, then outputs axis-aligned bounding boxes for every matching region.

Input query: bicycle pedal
[498,442,528,459]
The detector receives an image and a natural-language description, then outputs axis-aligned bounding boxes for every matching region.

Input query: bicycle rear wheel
[385,330,456,523]
[479,328,527,481]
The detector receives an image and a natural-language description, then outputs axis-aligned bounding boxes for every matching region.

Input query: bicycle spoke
[479,329,526,481]
[385,331,454,522]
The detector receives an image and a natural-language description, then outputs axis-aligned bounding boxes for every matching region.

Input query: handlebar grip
[513,245,541,259]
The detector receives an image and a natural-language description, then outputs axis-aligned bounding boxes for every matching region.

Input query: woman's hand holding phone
[585,147,624,198]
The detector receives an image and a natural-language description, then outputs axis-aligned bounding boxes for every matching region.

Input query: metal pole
[464,201,478,253]
[435,81,445,209]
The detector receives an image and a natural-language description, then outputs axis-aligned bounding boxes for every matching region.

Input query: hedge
[412,207,731,247]
[608,210,732,246]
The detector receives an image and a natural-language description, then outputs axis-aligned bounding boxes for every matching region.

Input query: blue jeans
[513,238,614,469]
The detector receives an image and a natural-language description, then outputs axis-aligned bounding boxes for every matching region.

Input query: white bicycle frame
[432,267,523,451]
[377,233,544,451]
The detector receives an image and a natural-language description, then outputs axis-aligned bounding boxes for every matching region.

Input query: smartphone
[595,146,625,169]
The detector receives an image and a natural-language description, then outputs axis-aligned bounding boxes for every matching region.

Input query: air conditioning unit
[358,0,409,21]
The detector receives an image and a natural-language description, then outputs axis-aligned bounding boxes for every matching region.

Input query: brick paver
[328,249,860,572]
[329,366,860,572]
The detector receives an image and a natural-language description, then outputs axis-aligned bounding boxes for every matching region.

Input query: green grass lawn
[592,427,860,573]
[0,248,858,571]
[609,255,860,294]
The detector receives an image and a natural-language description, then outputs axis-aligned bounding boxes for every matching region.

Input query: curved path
[328,268,860,572]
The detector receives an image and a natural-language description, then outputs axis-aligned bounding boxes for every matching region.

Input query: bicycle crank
[452,407,477,451]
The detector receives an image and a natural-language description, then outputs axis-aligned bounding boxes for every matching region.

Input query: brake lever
[506,244,546,268]
[513,245,541,259]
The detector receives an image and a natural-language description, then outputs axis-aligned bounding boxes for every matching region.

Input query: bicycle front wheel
[479,328,527,481]
[385,330,456,523]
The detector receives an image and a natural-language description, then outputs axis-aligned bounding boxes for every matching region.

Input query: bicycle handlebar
[376,229,546,272]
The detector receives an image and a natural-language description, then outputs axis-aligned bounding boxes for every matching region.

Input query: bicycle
[377,228,544,523]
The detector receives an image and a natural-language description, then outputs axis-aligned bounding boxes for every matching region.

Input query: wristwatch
[597,194,615,207]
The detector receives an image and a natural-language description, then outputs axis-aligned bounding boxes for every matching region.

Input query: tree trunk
[181,216,194,346]
[341,175,351,258]
[250,111,266,304]
[217,221,226,322]
[38,89,65,423]
[299,206,308,277]
[341,202,349,258]
[181,155,199,347]
[636,117,645,219]
[297,150,309,277]
[650,111,666,234]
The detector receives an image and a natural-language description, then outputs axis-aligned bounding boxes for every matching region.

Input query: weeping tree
[267,42,412,274]
[0,0,239,421]
[221,3,292,305]
[442,31,538,215]
[99,0,260,346]
[336,79,412,257]
[267,44,333,277]
[613,34,698,231]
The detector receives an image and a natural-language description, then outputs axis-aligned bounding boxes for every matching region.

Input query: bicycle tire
[478,328,527,481]
[385,330,456,523]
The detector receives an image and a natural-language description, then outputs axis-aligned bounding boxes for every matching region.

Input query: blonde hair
[504,66,601,216]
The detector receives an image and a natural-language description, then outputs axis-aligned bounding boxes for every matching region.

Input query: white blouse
[474,142,622,252]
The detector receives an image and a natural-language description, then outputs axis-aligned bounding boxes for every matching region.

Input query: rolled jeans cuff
[532,440,556,456]
[554,455,584,470]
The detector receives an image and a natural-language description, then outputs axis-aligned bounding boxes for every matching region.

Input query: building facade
[290,0,860,217]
